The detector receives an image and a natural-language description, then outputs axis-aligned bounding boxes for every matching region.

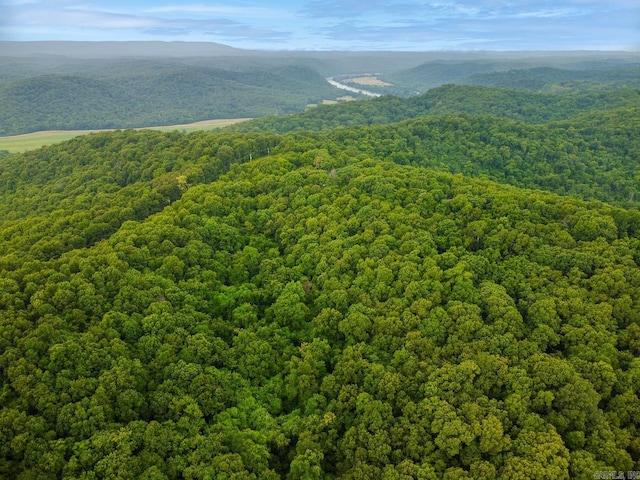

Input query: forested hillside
[1,87,640,478]
[383,60,640,95]
[231,102,640,208]
[462,66,640,93]
[0,64,341,135]
[3,48,638,137]
[230,84,640,134]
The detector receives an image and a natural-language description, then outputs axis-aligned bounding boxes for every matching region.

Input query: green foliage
[230,84,640,134]
[463,65,640,93]
[382,57,640,95]
[1,74,640,478]
[0,64,341,135]
[239,107,640,208]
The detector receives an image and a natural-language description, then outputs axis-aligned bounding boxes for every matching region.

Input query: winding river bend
[326,77,382,97]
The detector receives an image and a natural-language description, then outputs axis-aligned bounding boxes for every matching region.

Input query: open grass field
[0,118,252,153]
[347,76,393,87]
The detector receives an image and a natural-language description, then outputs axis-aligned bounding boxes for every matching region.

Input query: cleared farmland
[346,76,393,87]
[0,118,251,153]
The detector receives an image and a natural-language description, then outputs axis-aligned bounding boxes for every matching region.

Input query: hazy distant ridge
[0,41,246,58]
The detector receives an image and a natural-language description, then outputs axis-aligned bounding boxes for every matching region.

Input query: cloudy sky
[1,0,638,51]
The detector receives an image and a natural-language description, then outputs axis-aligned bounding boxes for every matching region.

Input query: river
[326,77,382,97]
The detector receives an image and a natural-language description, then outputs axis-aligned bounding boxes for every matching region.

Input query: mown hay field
[0,118,251,153]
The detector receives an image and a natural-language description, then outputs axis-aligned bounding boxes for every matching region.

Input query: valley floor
[0,118,252,153]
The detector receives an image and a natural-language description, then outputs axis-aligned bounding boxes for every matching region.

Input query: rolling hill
[0,64,343,135]
[229,83,640,134]
[1,52,640,478]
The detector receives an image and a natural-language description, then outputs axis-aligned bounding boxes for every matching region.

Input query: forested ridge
[461,66,640,93]
[380,62,640,96]
[234,108,640,208]
[1,77,640,479]
[2,51,638,137]
[0,65,341,136]
[229,84,640,134]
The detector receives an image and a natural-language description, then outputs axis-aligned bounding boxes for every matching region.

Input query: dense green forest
[2,69,640,478]
[381,61,640,96]
[461,66,640,93]
[2,48,638,136]
[236,107,640,208]
[230,83,640,134]
[0,63,342,136]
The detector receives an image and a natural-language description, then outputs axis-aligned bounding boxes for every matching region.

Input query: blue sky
[1,0,638,51]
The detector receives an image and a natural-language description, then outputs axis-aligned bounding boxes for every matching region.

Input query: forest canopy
[2,50,638,136]
[0,64,342,136]
[1,63,639,479]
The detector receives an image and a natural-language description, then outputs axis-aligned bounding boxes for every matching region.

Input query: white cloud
[144,4,291,19]
[1,0,638,50]
[513,9,579,18]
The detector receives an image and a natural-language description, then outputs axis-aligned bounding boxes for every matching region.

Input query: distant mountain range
[0,41,245,58]
[1,43,639,136]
